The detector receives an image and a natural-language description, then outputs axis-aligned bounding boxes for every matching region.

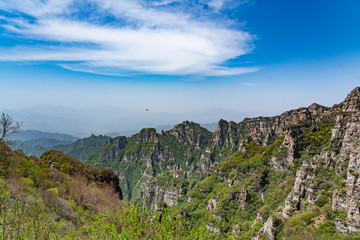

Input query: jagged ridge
[86,87,360,239]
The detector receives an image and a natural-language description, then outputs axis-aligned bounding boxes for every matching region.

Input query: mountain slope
[0,142,213,239]
[87,122,213,202]
[13,134,110,161]
[11,130,79,157]
[87,87,360,239]
[0,142,122,238]
[13,138,73,156]
[52,134,110,161]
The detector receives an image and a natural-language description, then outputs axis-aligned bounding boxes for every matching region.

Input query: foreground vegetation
[0,142,212,239]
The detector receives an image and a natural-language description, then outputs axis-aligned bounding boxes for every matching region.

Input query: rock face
[255,217,276,240]
[89,87,360,237]
[207,196,219,211]
[278,87,360,234]
[89,122,213,204]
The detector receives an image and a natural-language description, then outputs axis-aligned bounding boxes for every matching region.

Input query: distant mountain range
[3,105,247,137]
[11,129,79,142]
[10,130,105,160]
[11,123,218,158]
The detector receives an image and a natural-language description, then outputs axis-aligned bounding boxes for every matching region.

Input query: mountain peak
[171,121,202,132]
[341,87,360,112]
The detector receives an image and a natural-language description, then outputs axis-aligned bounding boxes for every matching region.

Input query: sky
[1,0,360,135]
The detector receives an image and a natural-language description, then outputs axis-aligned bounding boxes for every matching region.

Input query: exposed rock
[282,164,316,219]
[340,87,360,112]
[139,181,182,209]
[345,152,360,233]
[91,87,360,235]
[206,223,220,233]
[332,189,347,210]
[335,218,349,234]
[251,213,264,228]
[207,196,219,211]
[228,188,247,210]
[254,216,275,240]
[169,121,211,150]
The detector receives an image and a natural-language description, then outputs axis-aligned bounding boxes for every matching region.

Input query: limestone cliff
[87,87,360,238]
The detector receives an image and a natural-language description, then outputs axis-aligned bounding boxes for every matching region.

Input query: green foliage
[315,195,329,207]
[0,184,58,239]
[180,138,295,238]
[79,204,213,239]
[54,135,110,162]
[151,171,189,191]
[291,119,335,156]
[287,212,314,227]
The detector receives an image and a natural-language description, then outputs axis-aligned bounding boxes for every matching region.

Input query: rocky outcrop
[282,165,316,219]
[91,86,360,235]
[339,87,360,112]
[169,121,212,150]
[99,136,127,161]
[228,188,247,210]
[207,196,219,211]
[94,99,330,207]
[279,88,360,234]
[345,152,360,233]
[139,181,183,209]
[254,217,276,240]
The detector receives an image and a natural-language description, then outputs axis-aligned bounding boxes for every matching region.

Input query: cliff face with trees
[86,87,360,239]
[4,88,360,239]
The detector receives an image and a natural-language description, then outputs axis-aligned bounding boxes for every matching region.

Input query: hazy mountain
[3,106,252,137]
[11,129,79,142]
[52,135,110,162]
[13,138,74,156]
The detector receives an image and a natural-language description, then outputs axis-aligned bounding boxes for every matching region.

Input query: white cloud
[0,0,256,76]
[208,0,225,12]
[0,0,73,18]
[208,0,252,12]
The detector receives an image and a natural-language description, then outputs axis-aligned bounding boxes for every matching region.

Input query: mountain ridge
[81,87,360,239]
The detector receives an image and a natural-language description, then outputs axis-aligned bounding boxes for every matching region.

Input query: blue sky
[1,0,360,134]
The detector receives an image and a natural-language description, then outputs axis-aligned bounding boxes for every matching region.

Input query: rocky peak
[172,121,201,131]
[308,103,327,116]
[113,136,127,148]
[340,87,360,112]
[168,121,211,147]
[99,136,128,161]
[134,128,159,143]
[212,119,230,148]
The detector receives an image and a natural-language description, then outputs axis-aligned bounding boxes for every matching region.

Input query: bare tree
[0,113,22,143]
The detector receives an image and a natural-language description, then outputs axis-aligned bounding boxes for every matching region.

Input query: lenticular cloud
[0,0,257,76]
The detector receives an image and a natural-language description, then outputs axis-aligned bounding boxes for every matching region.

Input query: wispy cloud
[208,0,225,12]
[240,81,266,87]
[0,0,257,76]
